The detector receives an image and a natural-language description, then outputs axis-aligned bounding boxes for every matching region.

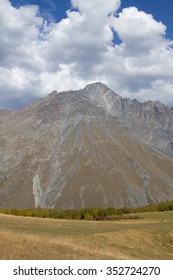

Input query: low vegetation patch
[0,200,173,220]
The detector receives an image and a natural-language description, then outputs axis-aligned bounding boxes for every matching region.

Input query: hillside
[0,83,173,209]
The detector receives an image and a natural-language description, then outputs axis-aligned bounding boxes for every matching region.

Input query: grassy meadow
[0,210,173,260]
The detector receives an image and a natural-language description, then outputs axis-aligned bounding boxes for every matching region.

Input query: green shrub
[117,207,131,215]
[0,200,172,220]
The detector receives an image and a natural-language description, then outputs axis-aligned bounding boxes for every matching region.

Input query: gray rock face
[0,82,173,209]
[81,82,173,158]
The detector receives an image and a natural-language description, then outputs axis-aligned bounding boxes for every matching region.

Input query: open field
[0,211,173,260]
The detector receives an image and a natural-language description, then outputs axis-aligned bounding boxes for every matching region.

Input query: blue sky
[1,0,173,108]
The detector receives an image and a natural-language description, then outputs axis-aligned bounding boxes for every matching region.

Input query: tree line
[0,200,173,220]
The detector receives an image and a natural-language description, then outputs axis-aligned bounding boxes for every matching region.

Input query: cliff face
[0,83,173,209]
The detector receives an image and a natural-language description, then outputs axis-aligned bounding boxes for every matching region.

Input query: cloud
[109,7,173,100]
[71,0,120,17]
[113,7,166,46]
[0,0,173,109]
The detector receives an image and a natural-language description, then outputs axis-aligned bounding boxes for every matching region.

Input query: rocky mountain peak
[11,82,173,159]
[77,83,173,159]
[83,81,111,92]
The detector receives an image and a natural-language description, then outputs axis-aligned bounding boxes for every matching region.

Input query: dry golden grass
[0,230,129,260]
[0,212,173,260]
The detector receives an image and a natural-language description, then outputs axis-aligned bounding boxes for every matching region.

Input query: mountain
[0,82,173,209]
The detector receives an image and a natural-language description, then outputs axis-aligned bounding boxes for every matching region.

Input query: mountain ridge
[80,82,173,159]
[0,82,173,209]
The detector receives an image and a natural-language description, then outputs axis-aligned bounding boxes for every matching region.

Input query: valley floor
[0,212,173,260]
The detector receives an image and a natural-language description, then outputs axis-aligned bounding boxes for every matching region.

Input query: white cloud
[113,7,166,43]
[0,0,173,109]
[71,0,121,18]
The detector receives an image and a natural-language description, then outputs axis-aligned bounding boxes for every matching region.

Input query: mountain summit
[0,83,173,209]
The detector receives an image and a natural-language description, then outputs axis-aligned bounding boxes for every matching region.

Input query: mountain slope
[0,83,173,209]
[81,82,173,158]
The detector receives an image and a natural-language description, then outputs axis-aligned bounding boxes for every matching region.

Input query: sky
[0,0,173,109]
